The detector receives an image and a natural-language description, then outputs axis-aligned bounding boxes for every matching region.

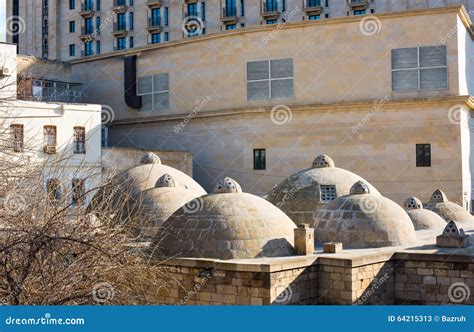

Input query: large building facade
[68,6,474,208]
[5,0,474,61]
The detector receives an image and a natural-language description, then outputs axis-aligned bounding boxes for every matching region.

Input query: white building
[0,42,102,207]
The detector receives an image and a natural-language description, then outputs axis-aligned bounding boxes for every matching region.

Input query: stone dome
[151,177,296,260]
[403,196,446,230]
[267,154,380,226]
[311,181,416,248]
[135,174,203,239]
[90,153,206,223]
[425,189,473,223]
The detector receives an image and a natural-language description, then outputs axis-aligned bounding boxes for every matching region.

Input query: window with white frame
[391,45,447,92]
[137,73,170,111]
[246,58,293,101]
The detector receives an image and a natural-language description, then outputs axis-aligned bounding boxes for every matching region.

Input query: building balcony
[111,23,128,37]
[184,0,198,3]
[303,0,323,14]
[111,0,128,13]
[81,50,94,57]
[147,17,162,32]
[261,3,280,19]
[79,2,95,17]
[347,0,369,10]
[146,0,162,8]
[221,7,239,24]
[113,46,127,51]
[79,27,96,40]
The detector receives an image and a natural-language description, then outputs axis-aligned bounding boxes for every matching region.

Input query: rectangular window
[151,33,161,44]
[226,24,236,30]
[101,125,108,147]
[130,36,134,48]
[253,149,266,170]
[137,73,170,111]
[241,0,245,16]
[266,19,277,24]
[129,12,134,30]
[164,7,169,26]
[47,179,61,202]
[85,17,93,34]
[201,2,206,21]
[117,13,126,30]
[84,41,93,56]
[69,21,75,33]
[320,185,336,202]
[96,17,101,33]
[416,144,431,167]
[96,0,100,10]
[187,3,197,16]
[96,40,101,54]
[129,0,134,5]
[69,0,75,10]
[354,9,366,15]
[117,37,126,50]
[43,125,57,154]
[73,126,86,154]
[164,32,169,42]
[69,44,76,56]
[309,15,320,20]
[281,0,286,11]
[392,45,448,92]
[72,178,85,206]
[10,124,24,152]
[247,58,294,101]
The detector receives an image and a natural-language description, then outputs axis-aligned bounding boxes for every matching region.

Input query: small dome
[311,181,416,248]
[350,181,370,195]
[425,189,473,223]
[403,196,445,231]
[267,154,380,226]
[430,189,448,203]
[151,178,296,260]
[312,154,335,168]
[140,152,161,165]
[213,177,242,194]
[404,196,423,210]
[156,174,176,188]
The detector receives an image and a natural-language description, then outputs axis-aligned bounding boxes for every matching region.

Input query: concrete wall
[102,147,193,176]
[0,43,18,99]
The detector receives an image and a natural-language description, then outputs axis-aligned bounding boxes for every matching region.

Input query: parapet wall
[148,252,473,305]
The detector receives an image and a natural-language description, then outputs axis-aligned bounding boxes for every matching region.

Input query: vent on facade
[124,56,142,109]
[0,67,12,76]
[43,145,57,154]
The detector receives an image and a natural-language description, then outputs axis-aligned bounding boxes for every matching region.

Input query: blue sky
[0,1,6,42]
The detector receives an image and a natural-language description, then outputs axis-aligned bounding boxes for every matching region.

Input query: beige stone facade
[66,7,474,207]
[5,1,474,61]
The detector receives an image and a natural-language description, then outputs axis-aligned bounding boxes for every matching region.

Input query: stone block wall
[393,254,474,305]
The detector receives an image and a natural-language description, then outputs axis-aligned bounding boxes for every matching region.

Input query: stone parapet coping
[156,249,473,273]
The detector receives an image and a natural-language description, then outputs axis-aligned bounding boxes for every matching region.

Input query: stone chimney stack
[294,224,314,255]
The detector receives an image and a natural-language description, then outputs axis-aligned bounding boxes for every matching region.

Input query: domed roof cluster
[91,152,206,237]
[311,181,417,248]
[425,189,473,223]
[151,177,296,260]
[267,154,380,226]
[403,196,446,231]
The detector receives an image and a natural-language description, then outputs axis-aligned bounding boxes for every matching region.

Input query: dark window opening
[254,149,266,170]
[416,144,431,167]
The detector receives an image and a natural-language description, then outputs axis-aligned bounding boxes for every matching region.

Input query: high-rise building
[5,0,474,61]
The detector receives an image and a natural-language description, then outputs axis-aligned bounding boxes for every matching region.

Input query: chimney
[294,224,314,255]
